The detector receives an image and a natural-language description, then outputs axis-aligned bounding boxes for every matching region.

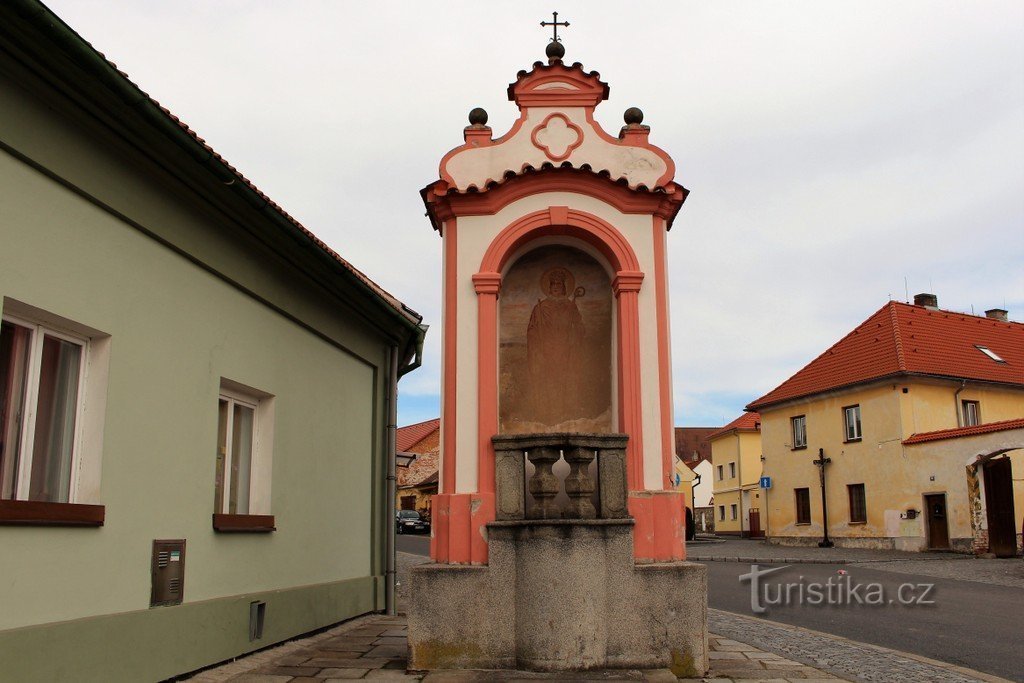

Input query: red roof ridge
[903,417,1024,445]
[887,302,908,370]
[748,300,1023,412]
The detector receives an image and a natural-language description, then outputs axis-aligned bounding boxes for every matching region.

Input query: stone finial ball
[546,40,566,60]
[468,107,488,126]
[624,107,644,125]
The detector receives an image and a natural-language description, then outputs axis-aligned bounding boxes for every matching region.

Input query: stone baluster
[526,446,562,519]
[563,446,597,518]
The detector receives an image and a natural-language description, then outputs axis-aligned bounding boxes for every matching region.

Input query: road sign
[760,476,772,489]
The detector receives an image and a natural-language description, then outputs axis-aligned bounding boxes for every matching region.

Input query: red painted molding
[530,113,584,162]
[612,271,645,295]
[212,513,276,532]
[480,208,641,275]
[653,217,675,489]
[507,62,610,108]
[471,272,501,295]
[0,500,104,526]
[424,169,688,230]
[441,219,459,495]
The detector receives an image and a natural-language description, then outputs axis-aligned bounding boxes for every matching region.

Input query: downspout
[385,345,399,616]
[954,379,967,427]
[735,432,744,537]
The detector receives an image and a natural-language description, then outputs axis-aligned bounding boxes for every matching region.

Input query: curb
[690,555,973,564]
[709,608,1013,683]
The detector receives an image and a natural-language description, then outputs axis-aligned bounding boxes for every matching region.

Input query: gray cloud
[47,1,1024,424]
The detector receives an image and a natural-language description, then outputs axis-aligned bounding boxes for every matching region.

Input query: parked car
[396,510,429,534]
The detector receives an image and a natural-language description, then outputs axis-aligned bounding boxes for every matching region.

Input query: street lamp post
[813,448,834,548]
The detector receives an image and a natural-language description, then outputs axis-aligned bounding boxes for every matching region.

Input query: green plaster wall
[0,577,375,682]
[0,63,400,679]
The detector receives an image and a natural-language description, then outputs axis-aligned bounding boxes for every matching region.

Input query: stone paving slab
[187,601,1007,683]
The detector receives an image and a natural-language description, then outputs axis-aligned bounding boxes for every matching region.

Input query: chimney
[913,293,938,309]
[985,308,1009,322]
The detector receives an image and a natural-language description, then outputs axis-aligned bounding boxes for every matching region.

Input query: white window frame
[791,415,807,449]
[2,313,87,502]
[729,462,736,479]
[843,405,862,441]
[730,503,738,520]
[718,505,725,521]
[717,464,724,480]
[216,379,274,516]
[962,400,981,427]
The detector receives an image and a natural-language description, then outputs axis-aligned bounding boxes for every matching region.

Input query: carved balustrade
[491,433,629,520]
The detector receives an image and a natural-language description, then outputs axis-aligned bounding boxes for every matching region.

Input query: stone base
[408,519,707,676]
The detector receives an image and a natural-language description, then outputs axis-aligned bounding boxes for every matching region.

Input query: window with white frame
[843,405,862,441]
[1,314,86,503]
[791,415,807,449]
[962,400,980,427]
[729,462,736,479]
[214,381,274,518]
[718,505,725,521]
[717,464,724,480]
[730,503,737,520]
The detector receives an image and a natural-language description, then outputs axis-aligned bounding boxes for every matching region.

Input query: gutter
[385,346,399,615]
[6,0,425,348]
[953,379,968,428]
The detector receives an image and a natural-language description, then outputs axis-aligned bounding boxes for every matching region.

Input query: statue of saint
[526,267,585,426]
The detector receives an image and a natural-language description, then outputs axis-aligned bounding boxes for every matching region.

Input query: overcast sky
[46,1,1024,428]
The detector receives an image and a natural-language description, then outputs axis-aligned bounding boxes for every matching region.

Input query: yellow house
[748,295,1024,554]
[709,413,763,536]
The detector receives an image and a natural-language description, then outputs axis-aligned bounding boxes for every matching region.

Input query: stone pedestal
[408,519,707,675]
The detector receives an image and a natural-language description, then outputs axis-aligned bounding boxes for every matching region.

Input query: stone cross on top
[540,11,569,43]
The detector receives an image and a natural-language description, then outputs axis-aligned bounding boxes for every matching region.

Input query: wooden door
[924,494,949,550]
[748,508,763,538]
[983,458,1017,558]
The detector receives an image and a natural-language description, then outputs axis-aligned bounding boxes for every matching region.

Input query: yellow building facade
[709,413,763,536]
[750,298,1024,554]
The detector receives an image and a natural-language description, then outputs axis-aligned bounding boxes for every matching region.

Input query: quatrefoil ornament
[531,113,584,162]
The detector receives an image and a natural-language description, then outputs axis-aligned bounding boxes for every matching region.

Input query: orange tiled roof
[748,302,1024,411]
[903,417,1024,445]
[709,412,761,441]
[396,418,440,454]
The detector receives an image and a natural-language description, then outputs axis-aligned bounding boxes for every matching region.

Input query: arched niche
[498,244,613,434]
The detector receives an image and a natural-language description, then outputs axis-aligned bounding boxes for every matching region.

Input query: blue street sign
[674,473,681,486]
[759,476,772,489]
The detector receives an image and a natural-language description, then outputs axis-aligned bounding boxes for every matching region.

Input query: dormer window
[975,345,1006,363]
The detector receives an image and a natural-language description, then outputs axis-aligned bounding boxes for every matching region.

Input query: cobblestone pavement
[707,608,1009,683]
[185,612,849,682]
[185,553,1008,683]
[689,539,1024,589]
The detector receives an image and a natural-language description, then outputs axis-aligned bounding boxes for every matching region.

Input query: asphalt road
[706,561,1023,681]
[397,536,1022,680]
[396,532,431,556]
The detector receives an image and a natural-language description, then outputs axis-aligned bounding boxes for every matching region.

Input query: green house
[0,2,425,680]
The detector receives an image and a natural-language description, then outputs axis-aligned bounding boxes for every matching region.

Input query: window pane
[28,335,82,503]
[229,403,254,514]
[0,322,32,499]
[214,399,229,512]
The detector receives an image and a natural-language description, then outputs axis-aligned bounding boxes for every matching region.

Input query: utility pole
[813,448,834,548]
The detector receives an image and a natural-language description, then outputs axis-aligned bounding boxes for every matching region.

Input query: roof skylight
[975,345,1006,363]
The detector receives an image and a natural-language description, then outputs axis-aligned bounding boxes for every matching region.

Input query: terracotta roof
[748,302,1024,411]
[903,418,1024,445]
[709,413,761,441]
[674,427,717,465]
[396,418,440,454]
